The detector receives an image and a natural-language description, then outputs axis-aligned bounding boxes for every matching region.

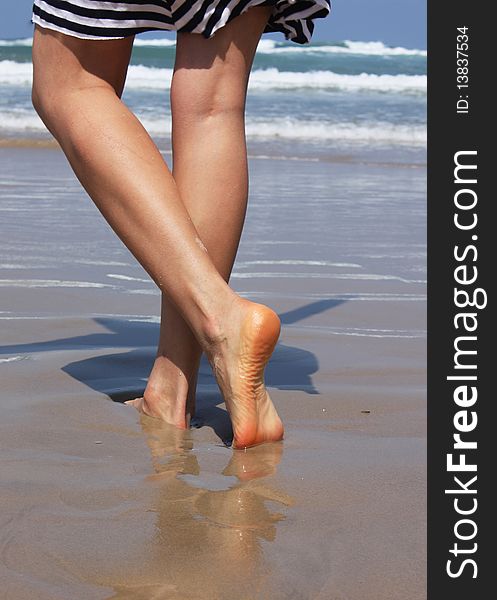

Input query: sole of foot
[125,300,284,450]
[209,300,284,450]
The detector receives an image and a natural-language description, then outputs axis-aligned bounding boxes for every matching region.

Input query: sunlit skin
[30,7,284,449]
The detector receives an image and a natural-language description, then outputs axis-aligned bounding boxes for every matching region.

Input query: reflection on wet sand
[108,415,293,600]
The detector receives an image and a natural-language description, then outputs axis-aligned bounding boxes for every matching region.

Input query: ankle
[147,359,190,393]
[198,294,247,351]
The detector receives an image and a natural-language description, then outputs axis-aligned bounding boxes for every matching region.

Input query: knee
[31,76,61,127]
[31,76,87,143]
[171,73,246,122]
[32,75,86,140]
[197,99,245,122]
[31,63,79,127]
[31,56,55,121]
[31,82,45,118]
[173,90,245,122]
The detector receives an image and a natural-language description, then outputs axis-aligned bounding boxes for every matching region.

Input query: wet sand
[0,145,426,599]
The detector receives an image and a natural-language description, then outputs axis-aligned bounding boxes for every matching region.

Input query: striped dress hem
[31,0,332,45]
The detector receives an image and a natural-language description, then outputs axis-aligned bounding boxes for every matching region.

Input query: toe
[124,397,144,410]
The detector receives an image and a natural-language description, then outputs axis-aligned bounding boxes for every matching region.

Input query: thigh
[32,24,134,100]
[171,6,273,112]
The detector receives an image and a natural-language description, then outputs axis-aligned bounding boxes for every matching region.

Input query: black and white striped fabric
[31,0,332,45]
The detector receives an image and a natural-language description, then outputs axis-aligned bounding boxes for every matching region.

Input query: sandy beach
[0,142,426,599]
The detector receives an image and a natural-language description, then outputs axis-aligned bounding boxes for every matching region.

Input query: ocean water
[0,145,426,341]
[0,33,427,334]
[0,36,426,161]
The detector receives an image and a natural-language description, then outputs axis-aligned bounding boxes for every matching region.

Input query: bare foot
[206,299,284,449]
[124,357,199,429]
[124,394,189,429]
[125,298,284,449]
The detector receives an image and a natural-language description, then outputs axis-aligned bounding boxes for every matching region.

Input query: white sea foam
[0,38,33,47]
[0,36,174,48]
[236,260,362,268]
[230,272,426,283]
[74,260,131,266]
[0,112,46,133]
[0,106,426,145]
[291,324,426,339]
[341,40,427,57]
[133,37,426,56]
[246,154,320,162]
[0,279,116,288]
[0,355,27,363]
[138,115,426,144]
[145,115,426,144]
[0,263,30,269]
[124,315,161,323]
[0,60,426,94]
[248,69,426,93]
[106,273,151,283]
[243,119,426,144]
[256,39,427,56]
[0,37,427,56]
[126,289,157,295]
[125,65,426,93]
[0,60,33,85]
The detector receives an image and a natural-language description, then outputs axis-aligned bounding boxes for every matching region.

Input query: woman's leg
[31,20,283,448]
[135,7,273,428]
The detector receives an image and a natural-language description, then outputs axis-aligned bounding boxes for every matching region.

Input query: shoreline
[0,136,427,169]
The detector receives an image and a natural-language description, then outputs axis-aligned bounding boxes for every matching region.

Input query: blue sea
[0,36,426,162]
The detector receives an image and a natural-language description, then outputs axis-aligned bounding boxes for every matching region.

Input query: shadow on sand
[0,299,346,443]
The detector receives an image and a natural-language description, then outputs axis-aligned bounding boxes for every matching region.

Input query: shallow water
[0,145,426,599]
